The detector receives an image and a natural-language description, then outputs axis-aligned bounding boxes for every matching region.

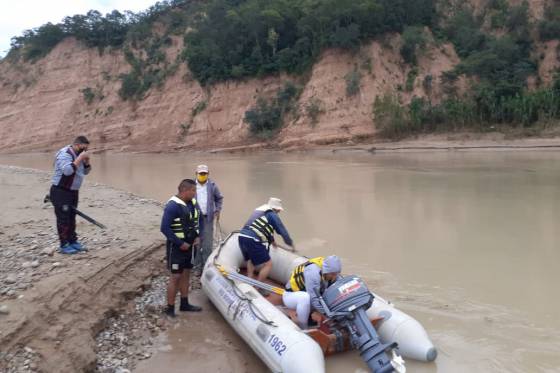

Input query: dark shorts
[238,235,270,266]
[166,241,195,273]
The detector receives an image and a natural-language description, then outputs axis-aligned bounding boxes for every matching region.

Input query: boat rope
[212,231,277,327]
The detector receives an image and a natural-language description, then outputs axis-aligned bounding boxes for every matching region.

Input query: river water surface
[1,150,559,372]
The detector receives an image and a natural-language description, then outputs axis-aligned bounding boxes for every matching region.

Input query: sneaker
[70,241,86,252]
[179,303,202,312]
[59,243,78,255]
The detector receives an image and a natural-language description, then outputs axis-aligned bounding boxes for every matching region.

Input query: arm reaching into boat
[306,256,342,315]
[305,264,326,314]
[265,210,294,247]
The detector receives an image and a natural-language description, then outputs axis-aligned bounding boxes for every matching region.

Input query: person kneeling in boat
[160,179,203,317]
[282,256,342,329]
[238,197,295,285]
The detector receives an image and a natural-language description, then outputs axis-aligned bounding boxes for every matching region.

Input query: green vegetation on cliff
[4,0,560,139]
[183,0,435,84]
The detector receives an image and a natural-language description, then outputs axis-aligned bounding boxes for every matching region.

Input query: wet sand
[134,291,265,373]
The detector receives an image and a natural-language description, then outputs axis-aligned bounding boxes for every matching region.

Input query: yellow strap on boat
[215,264,285,295]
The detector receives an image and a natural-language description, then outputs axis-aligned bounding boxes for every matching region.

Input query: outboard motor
[319,276,405,373]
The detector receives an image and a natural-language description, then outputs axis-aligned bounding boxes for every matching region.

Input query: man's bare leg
[257,260,272,282]
[166,273,181,317]
[247,260,255,279]
[179,269,202,312]
[179,269,190,297]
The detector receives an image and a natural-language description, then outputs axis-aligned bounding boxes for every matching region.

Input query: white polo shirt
[196,181,208,215]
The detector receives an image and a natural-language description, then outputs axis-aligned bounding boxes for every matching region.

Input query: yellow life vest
[170,197,199,240]
[288,257,324,292]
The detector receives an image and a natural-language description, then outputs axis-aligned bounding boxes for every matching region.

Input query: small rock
[24,347,33,354]
[0,305,9,315]
[144,304,158,314]
[40,247,56,256]
[31,261,40,268]
[29,362,38,370]
[5,274,17,284]
[52,262,61,268]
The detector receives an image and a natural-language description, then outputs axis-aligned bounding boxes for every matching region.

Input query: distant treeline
[7,0,191,61]
[182,0,436,84]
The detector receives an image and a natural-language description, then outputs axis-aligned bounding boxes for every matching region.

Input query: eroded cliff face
[0,25,556,153]
[0,33,454,152]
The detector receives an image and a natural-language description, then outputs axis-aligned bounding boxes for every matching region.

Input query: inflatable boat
[201,232,437,373]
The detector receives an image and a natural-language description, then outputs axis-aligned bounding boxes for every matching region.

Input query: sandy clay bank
[0,165,263,373]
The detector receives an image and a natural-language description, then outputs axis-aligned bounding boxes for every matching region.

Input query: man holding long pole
[50,136,92,254]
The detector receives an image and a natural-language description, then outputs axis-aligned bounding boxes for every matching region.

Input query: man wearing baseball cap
[194,164,223,271]
[238,197,294,285]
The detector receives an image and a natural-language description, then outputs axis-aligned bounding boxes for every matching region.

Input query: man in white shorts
[282,256,341,329]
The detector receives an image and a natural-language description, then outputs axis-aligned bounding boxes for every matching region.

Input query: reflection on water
[2,150,560,372]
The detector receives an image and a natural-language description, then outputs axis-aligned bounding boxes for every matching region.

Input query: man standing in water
[194,164,223,272]
[239,198,294,285]
[50,136,92,254]
[161,179,203,317]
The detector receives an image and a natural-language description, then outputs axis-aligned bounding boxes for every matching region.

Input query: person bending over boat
[160,179,204,317]
[282,255,342,329]
[238,198,295,285]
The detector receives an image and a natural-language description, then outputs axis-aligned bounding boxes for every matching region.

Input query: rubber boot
[179,297,202,312]
[164,304,176,318]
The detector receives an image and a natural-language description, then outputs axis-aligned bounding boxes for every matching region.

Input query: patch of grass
[345,68,361,97]
[192,100,207,117]
[405,67,418,92]
[179,121,191,138]
[80,87,96,105]
[373,76,560,140]
[423,74,433,94]
[305,98,325,126]
[400,26,426,65]
[244,81,302,138]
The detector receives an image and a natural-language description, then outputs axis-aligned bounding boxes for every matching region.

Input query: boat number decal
[268,334,287,356]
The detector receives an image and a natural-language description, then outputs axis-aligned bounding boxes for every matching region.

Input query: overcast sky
[0,0,157,57]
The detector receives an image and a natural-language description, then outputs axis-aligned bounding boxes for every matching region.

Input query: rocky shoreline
[0,165,166,372]
[0,165,262,373]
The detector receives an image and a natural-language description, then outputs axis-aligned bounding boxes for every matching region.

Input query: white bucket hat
[267,197,283,211]
[256,197,284,212]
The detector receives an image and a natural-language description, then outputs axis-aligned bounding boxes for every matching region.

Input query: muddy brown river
[2,150,559,372]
